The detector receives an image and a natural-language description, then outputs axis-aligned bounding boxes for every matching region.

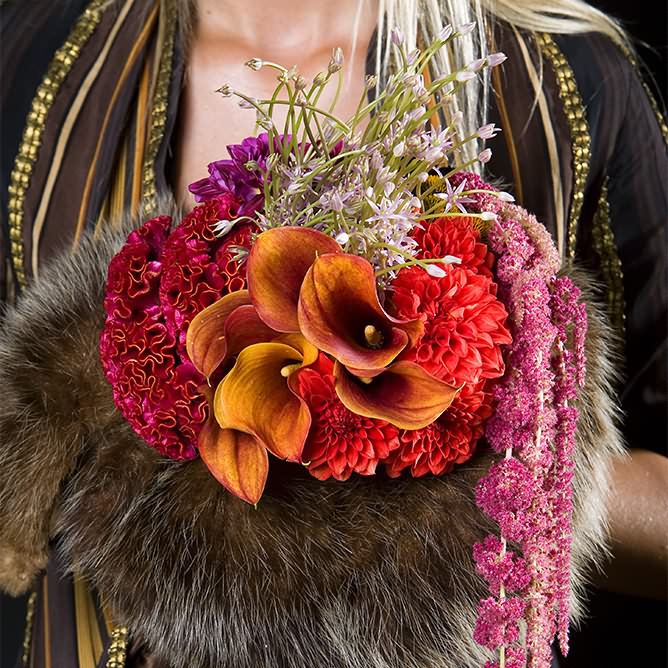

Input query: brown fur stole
[0,207,625,667]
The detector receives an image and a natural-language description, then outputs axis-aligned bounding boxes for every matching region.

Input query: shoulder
[0,0,90,218]
[551,31,666,136]
[552,32,637,104]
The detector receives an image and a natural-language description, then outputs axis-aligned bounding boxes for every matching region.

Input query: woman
[0,0,665,666]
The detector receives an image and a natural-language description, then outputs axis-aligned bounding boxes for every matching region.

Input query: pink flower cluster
[471,202,588,668]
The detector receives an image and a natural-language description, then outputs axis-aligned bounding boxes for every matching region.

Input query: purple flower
[188,133,276,216]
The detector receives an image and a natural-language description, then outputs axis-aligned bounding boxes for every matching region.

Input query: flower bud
[328,47,344,73]
[391,27,404,46]
[212,219,236,237]
[426,264,446,278]
[257,115,273,131]
[245,58,264,71]
[487,52,508,67]
[439,24,454,41]
[497,191,515,202]
[402,73,419,88]
[477,123,499,140]
[458,21,476,35]
[407,48,420,66]
[456,70,477,82]
[238,97,256,109]
[215,83,234,97]
[313,72,328,87]
[478,148,492,164]
[467,58,486,72]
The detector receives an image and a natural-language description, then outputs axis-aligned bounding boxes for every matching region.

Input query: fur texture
[0,209,625,667]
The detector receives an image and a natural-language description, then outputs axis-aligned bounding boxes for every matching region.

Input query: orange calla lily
[186,290,254,380]
[213,334,318,462]
[248,227,341,333]
[198,410,269,505]
[297,253,424,374]
[333,360,460,429]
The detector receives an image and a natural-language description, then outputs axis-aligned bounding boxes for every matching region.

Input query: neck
[195,0,378,63]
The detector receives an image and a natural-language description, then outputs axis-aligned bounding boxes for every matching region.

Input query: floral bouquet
[0,24,622,668]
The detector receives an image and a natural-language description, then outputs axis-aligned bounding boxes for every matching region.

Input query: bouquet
[0,23,622,668]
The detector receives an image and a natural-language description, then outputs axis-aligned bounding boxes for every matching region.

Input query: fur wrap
[0,206,625,668]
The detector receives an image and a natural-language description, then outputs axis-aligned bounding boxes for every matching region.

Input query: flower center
[364,324,384,349]
[280,361,302,377]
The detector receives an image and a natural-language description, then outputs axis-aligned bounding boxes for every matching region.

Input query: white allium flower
[456,70,476,82]
[478,148,492,163]
[212,219,237,237]
[439,24,454,40]
[467,58,486,72]
[487,52,508,67]
[477,123,499,140]
[435,179,476,213]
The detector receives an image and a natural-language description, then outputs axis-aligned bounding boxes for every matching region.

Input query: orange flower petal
[222,304,277,359]
[198,415,268,505]
[214,341,313,462]
[248,227,341,332]
[334,360,459,429]
[186,290,252,379]
[298,253,424,372]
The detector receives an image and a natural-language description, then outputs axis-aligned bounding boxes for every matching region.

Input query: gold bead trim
[642,81,668,144]
[20,591,37,667]
[536,33,591,260]
[592,179,625,334]
[105,625,129,668]
[6,0,107,288]
[141,0,178,217]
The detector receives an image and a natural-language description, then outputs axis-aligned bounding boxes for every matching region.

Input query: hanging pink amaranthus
[472,202,588,668]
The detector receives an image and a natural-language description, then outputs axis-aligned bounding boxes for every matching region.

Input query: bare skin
[175,0,668,599]
[602,450,668,598]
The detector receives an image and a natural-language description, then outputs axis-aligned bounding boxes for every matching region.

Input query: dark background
[0,2,665,666]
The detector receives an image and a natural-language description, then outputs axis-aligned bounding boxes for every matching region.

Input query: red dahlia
[385,380,495,477]
[295,355,400,481]
[413,216,495,278]
[390,265,512,385]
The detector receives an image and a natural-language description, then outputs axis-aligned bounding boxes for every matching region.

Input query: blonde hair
[374,0,631,168]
